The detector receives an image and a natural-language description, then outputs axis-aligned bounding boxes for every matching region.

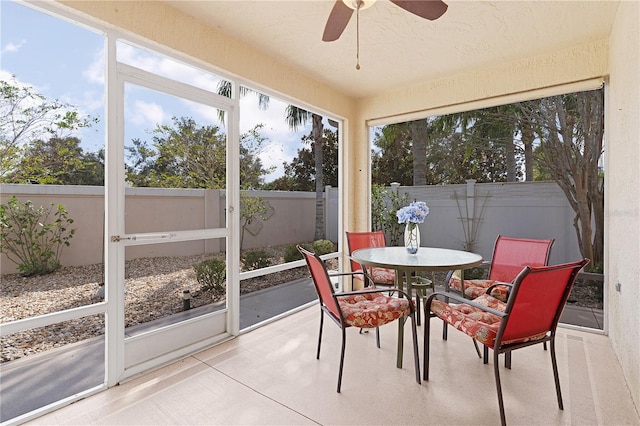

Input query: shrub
[284,243,312,262]
[452,267,487,281]
[193,258,226,295]
[241,250,271,270]
[371,184,409,246]
[313,239,335,255]
[464,267,486,280]
[0,196,75,276]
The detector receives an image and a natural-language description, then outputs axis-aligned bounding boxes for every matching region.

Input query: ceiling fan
[322,0,448,42]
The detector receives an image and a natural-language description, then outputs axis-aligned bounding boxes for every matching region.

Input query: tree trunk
[312,114,325,241]
[409,120,427,186]
[528,90,604,271]
[520,123,535,181]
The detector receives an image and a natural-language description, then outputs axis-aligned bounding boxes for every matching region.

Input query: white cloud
[129,100,165,127]
[0,69,17,81]
[259,131,306,181]
[185,99,223,126]
[238,94,310,181]
[83,48,105,84]
[116,42,220,90]
[80,89,105,113]
[1,39,26,54]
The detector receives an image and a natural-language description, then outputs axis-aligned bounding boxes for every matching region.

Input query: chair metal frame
[298,245,421,393]
[425,259,589,425]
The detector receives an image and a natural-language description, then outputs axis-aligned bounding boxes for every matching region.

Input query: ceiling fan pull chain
[356,1,361,70]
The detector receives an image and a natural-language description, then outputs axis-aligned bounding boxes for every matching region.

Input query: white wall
[606,0,640,408]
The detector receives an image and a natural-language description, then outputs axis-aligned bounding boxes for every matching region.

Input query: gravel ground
[0,245,602,363]
[0,245,310,362]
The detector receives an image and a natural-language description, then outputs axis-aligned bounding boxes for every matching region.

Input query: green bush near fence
[312,239,335,255]
[0,196,75,276]
[284,243,312,262]
[284,240,334,263]
[193,258,226,295]
[241,250,272,270]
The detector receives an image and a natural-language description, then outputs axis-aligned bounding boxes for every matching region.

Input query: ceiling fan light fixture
[342,0,376,11]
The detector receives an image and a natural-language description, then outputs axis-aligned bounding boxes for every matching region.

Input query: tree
[519,89,604,269]
[0,76,98,179]
[371,119,509,185]
[409,120,428,186]
[285,107,327,240]
[268,128,338,191]
[6,137,104,185]
[371,123,413,185]
[238,124,276,189]
[431,107,519,182]
[217,81,332,240]
[125,118,271,189]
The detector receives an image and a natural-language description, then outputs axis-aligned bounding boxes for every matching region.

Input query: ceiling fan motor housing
[343,0,377,11]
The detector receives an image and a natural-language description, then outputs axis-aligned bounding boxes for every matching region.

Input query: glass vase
[404,222,420,254]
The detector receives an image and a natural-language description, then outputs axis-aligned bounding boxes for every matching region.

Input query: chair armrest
[486,282,513,293]
[329,270,375,288]
[328,271,363,278]
[444,270,454,291]
[426,291,506,318]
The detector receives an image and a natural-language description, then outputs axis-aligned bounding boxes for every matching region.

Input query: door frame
[106,51,240,384]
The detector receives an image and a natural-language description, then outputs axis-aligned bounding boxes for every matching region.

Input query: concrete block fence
[0,181,581,274]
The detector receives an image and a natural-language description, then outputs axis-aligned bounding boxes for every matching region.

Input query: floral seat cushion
[430,294,547,347]
[353,267,396,286]
[338,292,410,328]
[448,275,510,302]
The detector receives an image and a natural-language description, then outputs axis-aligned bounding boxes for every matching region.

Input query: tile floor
[31,306,638,425]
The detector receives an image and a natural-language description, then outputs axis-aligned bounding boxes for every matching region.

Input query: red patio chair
[447,235,554,301]
[298,245,421,393]
[345,231,396,289]
[346,230,434,323]
[424,259,589,425]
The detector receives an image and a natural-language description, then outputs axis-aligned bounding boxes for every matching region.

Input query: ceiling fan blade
[323,0,354,42]
[390,0,448,21]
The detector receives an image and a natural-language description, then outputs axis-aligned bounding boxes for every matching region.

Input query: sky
[0,1,314,183]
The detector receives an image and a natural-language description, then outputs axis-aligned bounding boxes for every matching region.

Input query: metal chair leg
[375,327,380,348]
[408,313,421,384]
[550,339,564,410]
[337,327,346,393]
[473,339,482,358]
[505,350,512,369]
[415,293,421,326]
[494,350,507,426]
[317,309,324,359]
[423,308,432,381]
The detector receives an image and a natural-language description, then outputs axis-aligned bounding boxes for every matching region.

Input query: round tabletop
[351,246,483,272]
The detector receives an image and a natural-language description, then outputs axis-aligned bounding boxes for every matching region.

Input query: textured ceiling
[166,1,619,99]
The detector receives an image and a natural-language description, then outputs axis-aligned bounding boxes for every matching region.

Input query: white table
[351,246,483,368]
